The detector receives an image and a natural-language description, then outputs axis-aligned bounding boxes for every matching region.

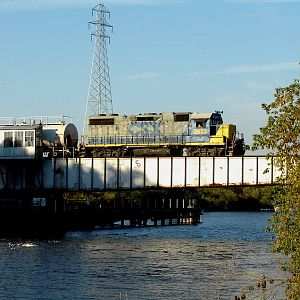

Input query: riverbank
[100,186,275,212]
[197,186,274,211]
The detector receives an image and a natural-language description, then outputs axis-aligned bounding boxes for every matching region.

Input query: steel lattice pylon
[83,3,113,135]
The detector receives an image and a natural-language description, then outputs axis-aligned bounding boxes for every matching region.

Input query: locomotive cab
[209,112,223,135]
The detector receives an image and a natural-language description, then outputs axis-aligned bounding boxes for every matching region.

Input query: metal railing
[87,135,199,146]
[0,116,73,126]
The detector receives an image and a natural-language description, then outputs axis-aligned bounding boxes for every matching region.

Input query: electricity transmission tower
[83,3,113,135]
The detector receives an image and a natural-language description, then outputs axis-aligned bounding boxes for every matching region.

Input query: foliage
[197,188,237,210]
[253,79,300,298]
[195,186,273,211]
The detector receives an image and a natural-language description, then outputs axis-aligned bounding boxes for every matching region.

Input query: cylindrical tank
[42,123,78,148]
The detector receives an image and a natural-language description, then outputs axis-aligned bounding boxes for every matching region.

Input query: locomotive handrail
[87,134,192,146]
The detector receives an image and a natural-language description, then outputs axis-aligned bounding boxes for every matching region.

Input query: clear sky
[0,0,300,146]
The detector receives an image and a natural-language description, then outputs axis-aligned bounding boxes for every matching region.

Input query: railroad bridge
[0,156,279,191]
[0,155,280,237]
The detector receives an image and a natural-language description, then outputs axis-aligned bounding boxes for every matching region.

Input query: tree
[253,79,300,298]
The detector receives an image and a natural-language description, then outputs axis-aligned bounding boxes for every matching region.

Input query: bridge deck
[36,156,281,191]
[0,156,280,191]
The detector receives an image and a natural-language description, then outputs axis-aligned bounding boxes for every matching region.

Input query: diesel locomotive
[83,111,245,157]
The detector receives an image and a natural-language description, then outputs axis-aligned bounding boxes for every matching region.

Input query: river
[0,212,285,299]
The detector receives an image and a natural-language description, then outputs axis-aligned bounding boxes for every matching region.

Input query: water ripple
[0,212,285,299]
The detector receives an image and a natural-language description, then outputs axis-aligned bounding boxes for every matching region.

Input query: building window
[25,131,34,147]
[4,132,13,147]
[14,131,24,147]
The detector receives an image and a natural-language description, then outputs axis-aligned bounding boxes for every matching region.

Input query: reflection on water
[0,212,285,299]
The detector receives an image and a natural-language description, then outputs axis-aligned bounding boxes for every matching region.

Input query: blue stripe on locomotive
[87,119,215,145]
[127,120,211,143]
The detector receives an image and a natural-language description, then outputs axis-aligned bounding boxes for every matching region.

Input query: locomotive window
[25,131,34,147]
[174,114,189,122]
[4,132,13,147]
[211,114,223,125]
[196,120,207,128]
[89,119,115,125]
[14,131,24,147]
[210,119,223,125]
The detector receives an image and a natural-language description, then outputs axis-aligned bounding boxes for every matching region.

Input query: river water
[0,212,285,299]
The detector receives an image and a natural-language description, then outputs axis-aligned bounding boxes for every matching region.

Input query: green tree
[253,79,300,298]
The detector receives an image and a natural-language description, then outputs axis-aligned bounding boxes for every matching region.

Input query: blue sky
[0,0,300,146]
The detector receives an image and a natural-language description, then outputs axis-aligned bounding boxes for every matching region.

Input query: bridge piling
[0,187,203,237]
